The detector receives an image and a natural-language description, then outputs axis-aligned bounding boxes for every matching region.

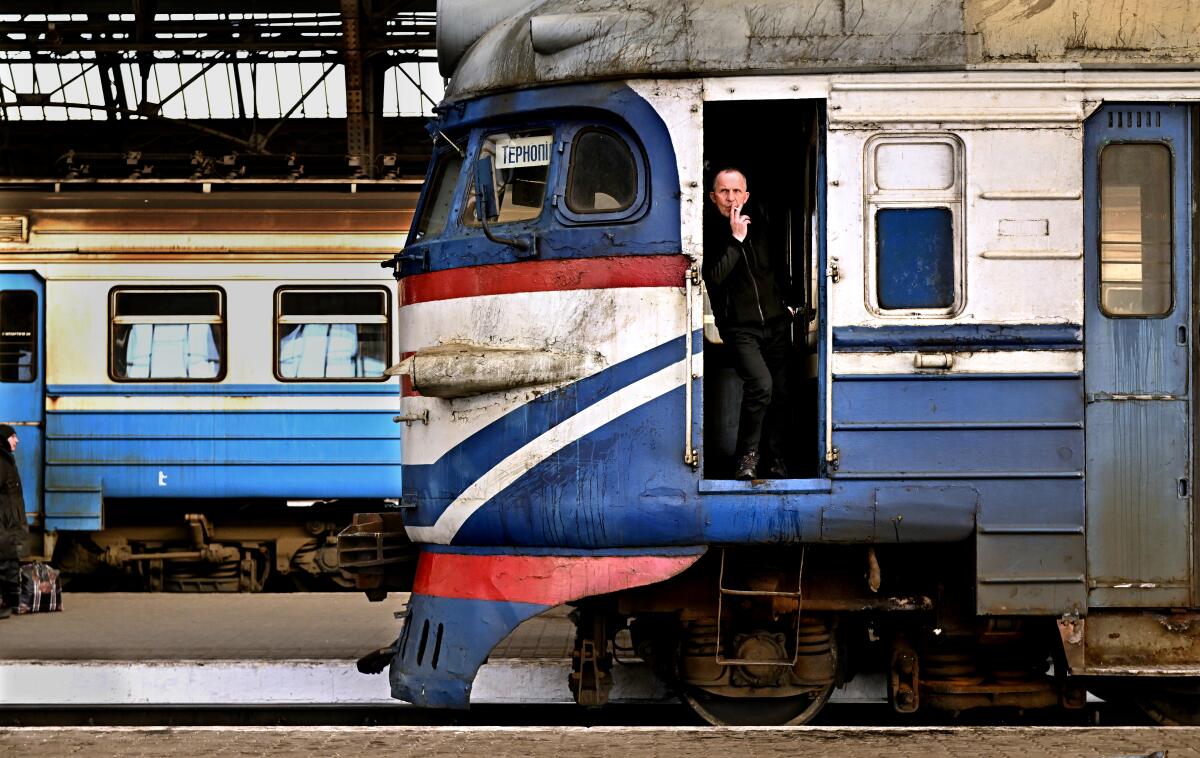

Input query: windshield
[463,129,553,227]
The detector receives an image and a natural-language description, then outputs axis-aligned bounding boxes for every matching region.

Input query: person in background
[702,168,793,480]
[0,423,28,619]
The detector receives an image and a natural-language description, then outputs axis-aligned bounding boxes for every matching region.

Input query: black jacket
[0,446,27,559]
[702,207,789,330]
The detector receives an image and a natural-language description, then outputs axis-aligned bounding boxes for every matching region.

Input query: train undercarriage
[564,545,1075,725]
[53,500,414,592]
[342,531,1200,726]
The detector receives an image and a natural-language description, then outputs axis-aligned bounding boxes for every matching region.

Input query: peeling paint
[441,0,1200,102]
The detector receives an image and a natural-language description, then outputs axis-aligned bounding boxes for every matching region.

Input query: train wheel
[683,683,835,726]
[1132,679,1200,725]
[680,633,838,726]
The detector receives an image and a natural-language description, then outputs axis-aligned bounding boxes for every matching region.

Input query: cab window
[566,129,638,213]
[463,129,552,226]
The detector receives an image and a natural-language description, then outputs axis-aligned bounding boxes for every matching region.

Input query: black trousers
[0,556,18,606]
[723,318,791,460]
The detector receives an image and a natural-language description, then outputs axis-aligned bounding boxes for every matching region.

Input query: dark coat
[0,446,28,559]
[702,206,789,330]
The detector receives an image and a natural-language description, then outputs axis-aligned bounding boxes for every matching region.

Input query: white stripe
[405,358,687,544]
[399,288,687,466]
[48,395,400,412]
[831,350,1082,375]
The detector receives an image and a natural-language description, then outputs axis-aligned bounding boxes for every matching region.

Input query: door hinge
[825,446,840,471]
[827,257,840,283]
[684,449,698,469]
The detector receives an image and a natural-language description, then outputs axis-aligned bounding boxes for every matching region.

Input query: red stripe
[412,551,703,605]
[399,255,690,306]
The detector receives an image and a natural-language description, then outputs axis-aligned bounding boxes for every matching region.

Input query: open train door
[1084,103,1194,608]
[0,273,44,552]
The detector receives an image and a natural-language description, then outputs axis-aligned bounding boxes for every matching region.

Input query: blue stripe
[47,383,398,396]
[832,323,1082,351]
[45,439,399,465]
[833,374,1083,424]
[403,335,687,515]
[832,374,1084,479]
[46,464,401,499]
[47,410,398,438]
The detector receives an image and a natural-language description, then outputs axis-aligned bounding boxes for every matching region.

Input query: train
[339,0,1200,726]
[0,184,412,591]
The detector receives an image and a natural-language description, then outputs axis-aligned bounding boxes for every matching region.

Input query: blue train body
[340,0,1200,726]
[0,190,409,591]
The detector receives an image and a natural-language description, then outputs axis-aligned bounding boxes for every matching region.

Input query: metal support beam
[341,0,372,177]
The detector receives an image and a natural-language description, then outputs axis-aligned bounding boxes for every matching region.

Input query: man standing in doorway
[0,423,27,618]
[703,168,792,480]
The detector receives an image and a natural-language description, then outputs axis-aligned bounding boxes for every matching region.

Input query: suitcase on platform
[17,561,62,614]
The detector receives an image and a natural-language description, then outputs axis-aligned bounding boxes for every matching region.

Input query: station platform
[0,593,885,708]
[0,593,667,707]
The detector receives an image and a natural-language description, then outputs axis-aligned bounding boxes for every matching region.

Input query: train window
[463,130,552,227]
[566,129,637,213]
[275,288,389,381]
[1099,143,1173,317]
[110,288,224,381]
[865,134,964,316]
[0,290,36,383]
[876,208,955,309]
[413,151,463,241]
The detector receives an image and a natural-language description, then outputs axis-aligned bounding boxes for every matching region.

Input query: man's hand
[730,205,751,242]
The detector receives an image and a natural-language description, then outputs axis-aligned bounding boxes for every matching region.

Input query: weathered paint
[1084,103,1194,609]
[0,191,415,255]
[439,1,1200,103]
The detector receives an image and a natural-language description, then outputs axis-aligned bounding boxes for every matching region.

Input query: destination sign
[494,135,553,169]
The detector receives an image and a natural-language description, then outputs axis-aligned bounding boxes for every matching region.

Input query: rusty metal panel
[31,208,413,234]
[1082,611,1200,673]
[967,0,1200,65]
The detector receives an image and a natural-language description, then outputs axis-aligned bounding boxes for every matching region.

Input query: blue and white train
[0,186,409,591]
[344,0,1200,725]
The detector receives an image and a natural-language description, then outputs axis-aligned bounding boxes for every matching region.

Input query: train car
[0,185,411,591]
[341,0,1200,725]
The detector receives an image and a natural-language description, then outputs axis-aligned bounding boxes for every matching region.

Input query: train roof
[438,0,1200,103]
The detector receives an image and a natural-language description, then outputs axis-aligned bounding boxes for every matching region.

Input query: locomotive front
[372,77,716,705]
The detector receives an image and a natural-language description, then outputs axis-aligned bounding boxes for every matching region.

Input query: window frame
[863,133,966,318]
[272,285,392,383]
[557,125,648,224]
[1096,139,1176,320]
[409,146,467,245]
[108,286,227,383]
[461,127,556,230]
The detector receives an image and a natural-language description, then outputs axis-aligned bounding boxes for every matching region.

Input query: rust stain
[31,208,414,234]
